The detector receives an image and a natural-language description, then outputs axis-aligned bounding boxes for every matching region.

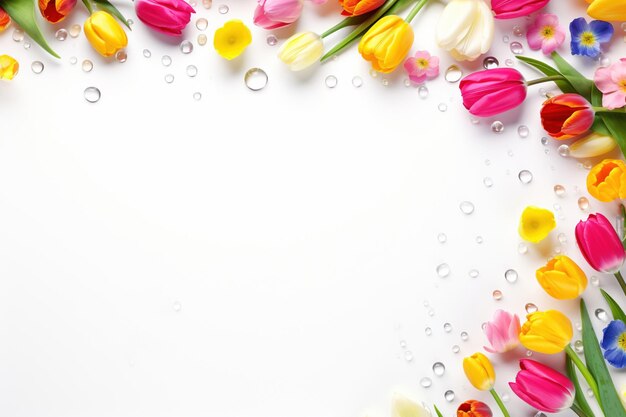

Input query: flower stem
[592,106,626,113]
[81,0,94,14]
[614,271,626,297]
[565,345,600,401]
[405,0,429,23]
[526,75,567,86]
[572,403,592,417]
[489,389,512,417]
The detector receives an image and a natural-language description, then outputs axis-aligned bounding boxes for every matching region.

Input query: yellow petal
[214,19,252,60]
[569,133,617,158]
[0,54,18,80]
[519,206,556,243]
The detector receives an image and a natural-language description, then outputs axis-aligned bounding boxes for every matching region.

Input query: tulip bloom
[84,11,128,57]
[587,159,626,202]
[391,393,431,417]
[436,0,494,61]
[520,310,573,354]
[340,0,385,16]
[518,206,555,243]
[509,359,575,413]
[540,93,594,140]
[254,0,303,29]
[536,255,587,300]
[588,0,626,21]
[491,0,548,19]
[483,309,521,353]
[457,400,492,417]
[459,68,526,117]
[39,0,76,23]
[576,213,625,274]
[0,54,18,80]
[135,0,195,36]
[358,15,413,74]
[214,20,252,60]
[569,132,617,158]
[278,32,324,71]
[0,6,10,32]
[463,353,495,391]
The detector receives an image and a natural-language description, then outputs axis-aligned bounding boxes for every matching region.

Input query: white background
[0,0,625,416]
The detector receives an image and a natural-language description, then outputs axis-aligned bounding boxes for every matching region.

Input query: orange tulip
[0,6,10,32]
[39,0,77,23]
[340,0,385,16]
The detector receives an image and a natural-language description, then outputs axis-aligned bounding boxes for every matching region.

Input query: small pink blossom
[527,14,566,55]
[594,58,626,110]
[403,51,439,84]
[483,309,521,353]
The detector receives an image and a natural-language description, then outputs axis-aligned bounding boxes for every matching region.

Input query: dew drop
[81,59,93,72]
[404,79,411,87]
[218,4,228,13]
[143,49,152,58]
[558,233,567,244]
[325,75,338,88]
[504,269,518,283]
[186,64,198,77]
[69,56,77,65]
[115,50,127,63]
[83,86,101,103]
[460,331,469,341]
[436,263,450,278]
[202,0,212,8]
[505,59,514,66]
[491,121,504,133]
[468,269,479,279]
[245,68,269,91]
[196,18,208,31]
[483,56,499,69]
[554,184,565,197]
[127,19,134,26]
[518,170,533,184]
[534,413,547,417]
[492,290,503,300]
[510,41,524,54]
[590,276,599,287]
[577,196,590,211]
[23,42,30,49]
[437,233,447,243]
[197,34,208,45]
[193,92,202,101]
[574,340,584,353]
[55,28,68,41]
[425,327,432,336]
[381,78,389,86]
[443,323,452,333]
[595,308,608,322]
[12,28,24,42]
[420,377,432,388]
[541,136,549,145]
[475,236,483,244]
[517,125,529,138]
[459,201,475,215]
[432,362,445,376]
[404,350,413,362]
[369,69,378,78]
[518,242,528,254]
[438,103,447,112]
[69,24,81,37]
[418,85,428,98]
[483,177,494,188]
[526,350,533,357]
[513,25,524,36]
[444,65,462,83]
[180,40,193,54]
[444,390,455,402]
[502,393,510,402]
[31,61,44,74]
[525,303,538,313]
[502,35,509,43]
[452,345,460,353]
[587,389,594,397]
[558,144,570,157]
[173,301,182,312]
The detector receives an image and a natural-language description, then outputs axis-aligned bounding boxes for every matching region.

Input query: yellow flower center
[416,58,429,70]
[581,31,596,46]
[541,26,554,39]
[619,80,626,93]
[619,332,626,350]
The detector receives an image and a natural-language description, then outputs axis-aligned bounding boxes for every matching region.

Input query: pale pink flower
[483,309,521,353]
[527,14,566,54]
[594,58,626,110]
[403,51,439,84]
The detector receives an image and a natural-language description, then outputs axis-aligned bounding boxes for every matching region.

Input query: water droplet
[432,362,445,376]
[517,125,529,138]
[595,308,608,322]
[502,393,510,402]
[578,197,590,211]
[180,40,193,54]
[69,56,77,65]
[518,242,528,254]
[469,269,479,279]
[491,121,504,133]
[558,144,570,157]
[55,28,68,41]
[534,412,547,417]
[553,184,565,197]
[518,170,533,184]
[510,41,524,54]
[483,177,493,188]
[418,85,428,98]
[23,42,30,49]
[218,4,228,13]
[404,350,413,362]
[164,74,175,84]
[127,19,134,26]
[369,69,378,78]
[196,17,208,31]
[437,233,447,243]
[505,58,514,66]
[574,340,584,353]
[193,92,202,101]
[425,327,432,336]
[173,301,182,312]
[115,50,127,63]
[438,103,447,112]
[459,201,474,215]
[504,269,518,283]
[351,76,363,88]
[436,263,450,278]
[452,345,460,353]
[325,75,338,88]
[475,236,483,244]
[443,323,452,333]
[31,61,44,74]
[82,59,93,72]
[161,55,172,66]
[400,340,407,349]
[526,350,533,357]
[12,28,24,42]
[202,0,212,8]
[590,276,599,287]
[557,233,567,244]
[444,65,462,83]
[470,116,480,124]
[143,49,152,58]
[69,24,81,37]
[444,390,455,402]
[245,68,269,91]
[420,377,432,388]
[84,86,101,103]
[492,290,503,300]
[525,303,538,313]
[404,78,411,87]
[587,389,594,397]
[381,78,389,86]
[502,35,509,43]
[513,25,524,36]
[428,309,435,317]
[460,331,469,341]
[483,56,499,69]
[197,34,208,45]
[186,65,198,77]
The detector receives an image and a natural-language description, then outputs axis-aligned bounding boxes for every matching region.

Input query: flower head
[483,309,521,353]
[457,400,492,417]
[594,58,626,110]
[135,0,195,36]
[459,68,526,117]
[587,159,626,202]
[569,132,617,158]
[340,0,385,16]
[540,93,594,140]
[39,0,77,23]
[601,320,626,369]
[391,393,430,417]
[570,17,613,58]
[509,359,575,412]
[520,310,573,354]
[403,51,439,84]
[536,255,587,300]
[436,0,494,61]
[0,55,18,80]
[0,6,11,32]
[214,20,252,60]
[358,15,413,74]
[84,11,128,57]
[587,0,626,21]
[527,14,565,54]
[278,32,323,71]
[576,213,625,274]
[254,0,302,29]
[463,352,495,391]
[519,206,555,243]
[491,0,548,19]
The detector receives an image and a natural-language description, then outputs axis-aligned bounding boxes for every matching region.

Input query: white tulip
[392,393,431,417]
[436,0,494,61]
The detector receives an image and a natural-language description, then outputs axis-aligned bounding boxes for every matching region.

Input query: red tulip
[0,6,10,32]
[459,68,527,117]
[509,359,575,413]
[540,93,594,140]
[576,213,625,274]
[135,0,195,36]
[340,0,385,16]
[457,400,492,417]
[491,0,549,19]
[38,0,77,23]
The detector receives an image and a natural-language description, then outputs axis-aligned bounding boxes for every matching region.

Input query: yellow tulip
[278,32,324,72]
[569,132,617,159]
[0,54,18,80]
[84,11,128,57]
[391,393,430,417]
[214,19,252,60]
[520,310,573,354]
[587,159,626,202]
[587,0,626,21]
[463,352,495,391]
[358,15,413,73]
[519,206,556,243]
[536,255,588,300]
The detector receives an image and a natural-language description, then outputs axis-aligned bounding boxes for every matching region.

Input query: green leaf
[566,354,596,417]
[0,0,59,58]
[515,55,575,93]
[433,405,444,417]
[92,0,130,28]
[580,299,626,417]
[551,51,593,100]
[321,13,373,38]
[601,289,626,323]
[598,111,626,158]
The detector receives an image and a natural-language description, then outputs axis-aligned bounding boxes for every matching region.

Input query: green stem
[621,204,626,249]
[81,0,94,14]
[572,403,591,417]
[526,75,568,86]
[614,271,626,297]
[321,13,371,38]
[592,106,626,114]
[565,345,600,401]
[405,0,428,23]
[489,389,512,417]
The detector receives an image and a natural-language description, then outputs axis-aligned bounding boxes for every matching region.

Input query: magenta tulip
[135,0,195,36]
[459,68,527,117]
[491,0,549,19]
[254,0,303,29]
[576,213,625,274]
[509,359,575,413]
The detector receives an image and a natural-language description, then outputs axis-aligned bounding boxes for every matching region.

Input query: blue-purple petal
[570,17,589,37]
[590,20,614,43]
[604,347,626,369]
[601,320,625,349]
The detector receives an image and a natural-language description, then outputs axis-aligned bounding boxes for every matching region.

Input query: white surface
[0,1,624,416]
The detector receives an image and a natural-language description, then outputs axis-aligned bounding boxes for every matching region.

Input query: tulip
[536,255,587,300]
[483,310,521,353]
[0,54,18,80]
[459,69,526,117]
[518,206,555,243]
[278,32,324,71]
[391,393,431,417]
[540,93,594,140]
[0,6,10,32]
[576,213,625,274]
[84,11,128,57]
[587,0,626,21]
[519,310,573,354]
[491,0,548,19]
[463,353,495,391]
[436,0,494,61]
[358,15,413,74]
[254,0,302,30]
[457,400,492,417]
[569,132,617,158]
[38,0,76,23]
[135,0,195,36]
[587,159,626,202]
[509,359,575,413]
[340,0,385,16]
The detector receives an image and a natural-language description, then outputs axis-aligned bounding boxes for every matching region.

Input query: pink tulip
[135,0,195,36]
[576,213,625,274]
[483,309,521,353]
[254,0,303,29]
[491,0,549,19]
[509,359,575,413]
[459,68,527,117]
